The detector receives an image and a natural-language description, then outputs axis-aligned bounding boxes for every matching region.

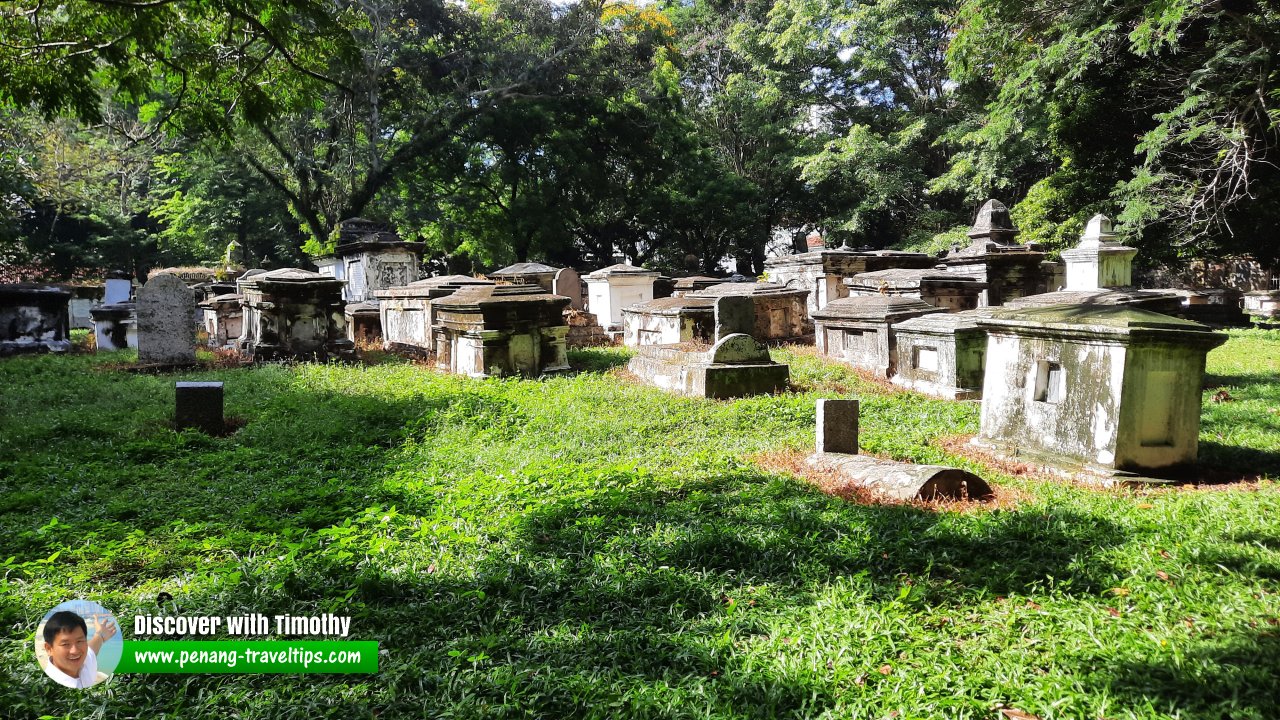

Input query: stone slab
[175,381,224,433]
[137,274,196,364]
[816,399,859,454]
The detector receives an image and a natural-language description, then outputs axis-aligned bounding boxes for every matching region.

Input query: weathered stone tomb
[200,293,244,349]
[316,218,423,303]
[430,284,570,378]
[764,245,937,316]
[375,275,495,356]
[805,398,992,500]
[91,271,137,351]
[621,296,715,347]
[626,333,789,399]
[488,262,561,293]
[844,267,988,312]
[238,268,353,361]
[812,296,945,377]
[890,308,997,400]
[941,200,1048,306]
[584,263,660,332]
[0,284,72,355]
[687,281,811,341]
[975,304,1226,476]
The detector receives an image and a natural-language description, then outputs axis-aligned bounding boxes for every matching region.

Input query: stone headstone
[137,274,196,364]
[553,267,584,310]
[714,295,754,341]
[103,273,133,305]
[816,398,858,454]
[176,381,224,433]
[710,333,770,364]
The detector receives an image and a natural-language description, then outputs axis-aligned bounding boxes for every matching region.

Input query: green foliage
[946,0,1280,260]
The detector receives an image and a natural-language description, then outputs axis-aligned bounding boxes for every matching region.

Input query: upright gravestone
[553,267,584,310]
[714,295,755,341]
[137,274,196,364]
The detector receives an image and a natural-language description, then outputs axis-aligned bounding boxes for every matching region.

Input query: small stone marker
[714,295,754,341]
[175,381,224,433]
[816,398,859,454]
[808,397,991,500]
[137,273,196,364]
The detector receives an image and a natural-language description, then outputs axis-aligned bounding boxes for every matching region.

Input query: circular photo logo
[35,600,122,689]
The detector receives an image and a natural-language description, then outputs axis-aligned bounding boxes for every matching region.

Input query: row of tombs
[0,203,1260,479]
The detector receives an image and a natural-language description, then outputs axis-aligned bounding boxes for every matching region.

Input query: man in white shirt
[41,610,117,689]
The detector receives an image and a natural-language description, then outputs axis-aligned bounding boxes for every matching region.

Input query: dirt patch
[751,448,1026,513]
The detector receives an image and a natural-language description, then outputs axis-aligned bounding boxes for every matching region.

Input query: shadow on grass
[1197,442,1280,479]
[1100,630,1280,720]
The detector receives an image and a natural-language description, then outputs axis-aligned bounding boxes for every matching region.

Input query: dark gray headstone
[714,295,754,341]
[176,381,224,433]
[816,398,858,455]
[138,274,196,364]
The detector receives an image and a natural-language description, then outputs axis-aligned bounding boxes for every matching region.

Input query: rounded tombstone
[710,333,769,364]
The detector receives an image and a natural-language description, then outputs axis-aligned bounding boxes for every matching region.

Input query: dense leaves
[2,0,1278,279]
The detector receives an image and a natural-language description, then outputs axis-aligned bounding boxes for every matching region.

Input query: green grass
[1,332,1279,719]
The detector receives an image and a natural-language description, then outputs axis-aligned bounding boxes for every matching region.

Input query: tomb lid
[149,267,217,283]
[585,263,660,279]
[200,293,243,307]
[979,303,1226,344]
[239,268,344,286]
[893,307,999,334]
[672,275,722,289]
[0,283,73,298]
[432,283,564,307]
[345,301,380,316]
[846,267,986,290]
[1003,288,1181,308]
[407,274,493,287]
[333,217,425,255]
[689,281,807,297]
[623,296,715,315]
[490,262,561,276]
[811,295,944,322]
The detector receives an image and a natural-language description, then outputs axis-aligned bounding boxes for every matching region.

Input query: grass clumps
[0,332,1277,719]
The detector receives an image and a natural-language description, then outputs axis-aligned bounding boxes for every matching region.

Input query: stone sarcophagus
[316,218,424,304]
[845,268,988,312]
[891,308,997,400]
[200,293,244,349]
[375,275,495,356]
[687,282,811,341]
[584,263,660,332]
[975,304,1226,476]
[626,333,789,399]
[765,246,937,316]
[430,285,571,378]
[622,296,715,347]
[237,268,353,360]
[0,285,72,355]
[812,296,946,377]
[941,200,1048,306]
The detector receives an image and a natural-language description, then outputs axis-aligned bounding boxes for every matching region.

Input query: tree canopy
[1,0,1277,280]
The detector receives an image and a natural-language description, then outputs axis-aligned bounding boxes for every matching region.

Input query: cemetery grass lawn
[2,331,1279,719]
